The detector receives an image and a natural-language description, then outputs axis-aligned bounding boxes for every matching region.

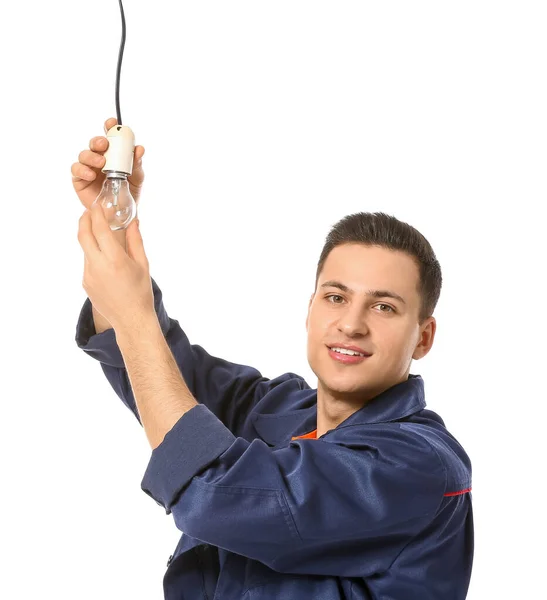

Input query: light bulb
[94,174,136,231]
[92,124,137,231]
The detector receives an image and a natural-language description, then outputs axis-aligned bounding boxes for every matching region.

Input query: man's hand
[78,203,155,333]
[71,117,145,210]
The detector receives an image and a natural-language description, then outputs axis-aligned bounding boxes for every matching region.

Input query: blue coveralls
[76,277,474,599]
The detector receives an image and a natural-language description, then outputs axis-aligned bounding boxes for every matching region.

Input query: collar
[252,374,426,447]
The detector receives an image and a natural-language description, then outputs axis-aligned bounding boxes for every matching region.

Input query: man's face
[305,243,436,404]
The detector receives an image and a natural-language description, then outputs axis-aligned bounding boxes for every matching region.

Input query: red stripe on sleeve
[444,487,472,497]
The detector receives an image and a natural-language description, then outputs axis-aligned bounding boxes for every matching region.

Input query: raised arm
[76,276,304,436]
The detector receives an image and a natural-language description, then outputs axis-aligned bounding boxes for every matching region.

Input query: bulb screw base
[105,171,129,180]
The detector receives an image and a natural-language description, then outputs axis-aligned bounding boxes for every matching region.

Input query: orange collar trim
[291,429,318,440]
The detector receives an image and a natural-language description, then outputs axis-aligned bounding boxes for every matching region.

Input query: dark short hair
[314,212,442,324]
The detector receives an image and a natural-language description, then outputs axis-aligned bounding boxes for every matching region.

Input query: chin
[319,375,372,396]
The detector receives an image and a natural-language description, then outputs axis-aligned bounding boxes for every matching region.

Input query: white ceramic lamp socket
[102,124,135,175]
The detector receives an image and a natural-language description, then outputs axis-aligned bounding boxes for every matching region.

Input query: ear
[412,317,436,360]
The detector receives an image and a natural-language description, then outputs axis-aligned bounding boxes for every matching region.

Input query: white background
[0,1,545,598]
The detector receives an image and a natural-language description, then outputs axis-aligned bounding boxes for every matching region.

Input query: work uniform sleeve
[140,404,447,577]
[75,277,299,433]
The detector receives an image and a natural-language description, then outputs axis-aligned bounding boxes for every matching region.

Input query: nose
[337,308,369,337]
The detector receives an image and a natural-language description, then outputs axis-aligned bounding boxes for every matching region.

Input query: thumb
[126,219,148,266]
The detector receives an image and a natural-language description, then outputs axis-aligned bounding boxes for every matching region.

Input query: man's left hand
[77,203,155,332]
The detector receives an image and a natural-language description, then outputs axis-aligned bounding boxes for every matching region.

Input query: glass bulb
[92,173,136,231]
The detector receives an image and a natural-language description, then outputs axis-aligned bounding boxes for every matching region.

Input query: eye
[376,303,394,313]
[325,294,344,304]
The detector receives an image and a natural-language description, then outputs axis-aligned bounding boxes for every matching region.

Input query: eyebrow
[320,280,407,305]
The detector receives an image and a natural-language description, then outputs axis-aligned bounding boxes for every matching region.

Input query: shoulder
[328,421,448,474]
[397,418,472,494]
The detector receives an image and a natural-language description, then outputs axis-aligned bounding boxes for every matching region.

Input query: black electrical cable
[115,0,126,125]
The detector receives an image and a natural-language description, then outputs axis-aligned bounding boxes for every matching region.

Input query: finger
[134,145,145,162]
[130,146,145,178]
[89,136,109,153]
[90,203,125,260]
[78,210,101,259]
[126,219,148,265]
[71,162,97,182]
[128,149,145,191]
[104,117,118,134]
[78,149,105,170]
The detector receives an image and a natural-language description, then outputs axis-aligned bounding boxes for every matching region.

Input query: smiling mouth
[327,344,371,356]
[327,347,371,363]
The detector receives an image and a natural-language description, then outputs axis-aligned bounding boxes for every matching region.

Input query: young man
[73,122,473,599]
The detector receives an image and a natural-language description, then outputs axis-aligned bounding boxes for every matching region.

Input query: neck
[315,388,365,437]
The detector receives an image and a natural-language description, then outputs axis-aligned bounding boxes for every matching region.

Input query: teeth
[331,347,365,357]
